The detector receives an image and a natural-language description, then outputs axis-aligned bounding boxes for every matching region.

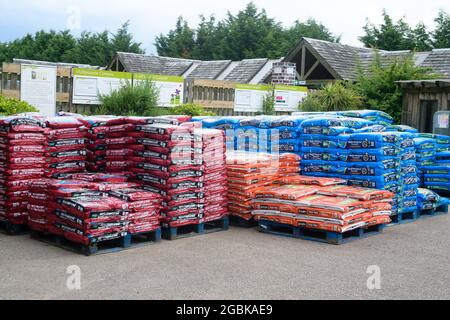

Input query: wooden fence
[1,62,293,116]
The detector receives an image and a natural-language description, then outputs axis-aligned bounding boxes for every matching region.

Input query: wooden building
[399,80,450,133]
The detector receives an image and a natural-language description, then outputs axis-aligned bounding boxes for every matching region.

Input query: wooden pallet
[258,220,386,245]
[162,216,229,241]
[0,220,28,236]
[30,229,161,256]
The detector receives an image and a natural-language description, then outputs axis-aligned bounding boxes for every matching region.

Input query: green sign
[73,68,132,79]
[235,84,272,91]
[275,85,308,92]
[133,73,184,83]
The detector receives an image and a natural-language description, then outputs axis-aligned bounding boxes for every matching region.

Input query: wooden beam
[300,47,306,78]
[2,63,21,74]
[304,60,320,79]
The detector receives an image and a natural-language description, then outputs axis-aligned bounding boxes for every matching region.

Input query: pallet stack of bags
[129,121,205,229]
[0,116,47,229]
[194,128,228,223]
[226,152,300,222]
[43,117,87,179]
[81,116,134,173]
[108,188,162,235]
[413,136,437,186]
[251,183,393,233]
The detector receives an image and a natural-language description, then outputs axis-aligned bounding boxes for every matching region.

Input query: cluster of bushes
[0,95,38,115]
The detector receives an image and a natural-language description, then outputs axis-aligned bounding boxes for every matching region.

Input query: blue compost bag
[202,117,244,129]
[353,125,386,133]
[345,177,399,190]
[333,162,398,176]
[401,187,419,198]
[414,138,437,150]
[401,174,420,185]
[269,139,301,153]
[336,110,394,124]
[268,116,309,128]
[435,151,450,161]
[301,148,341,161]
[268,127,300,140]
[399,197,418,213]
[301,125,354,135]
[341,132,400,149]
[301,161,335,174]
[423,165,450,175]
[385,125,418,133]
[390,132,415,148]
[339,148,401,162]
[418,188,440,202]
[424,174,450,184]
[401,149,417,162]
[299,135,343,149]
[400,164,418,175]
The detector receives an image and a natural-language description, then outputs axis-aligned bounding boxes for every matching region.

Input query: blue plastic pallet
[162,216,229,241]
[30,229,161,256]
[419,204,449,219]
[229,215,257,228]
[0,220,28,236]
[258,220,386,245]
[388,210,419,227]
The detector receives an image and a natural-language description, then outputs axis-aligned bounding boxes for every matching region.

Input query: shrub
[0,95,39,115]
[168,103,216,116]
[261,90,276,115]
[97,79,160,116]
[357,51,437,123]
[300,81,363,112]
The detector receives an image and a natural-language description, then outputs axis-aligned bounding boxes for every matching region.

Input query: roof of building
[12,58,102,69]
[111,52,275,83]
[286,38,450,81]
[110,38,450,83]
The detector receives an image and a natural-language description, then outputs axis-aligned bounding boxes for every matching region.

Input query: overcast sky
[1,0,449,54]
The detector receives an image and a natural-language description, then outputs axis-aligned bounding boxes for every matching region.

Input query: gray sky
[1,0,449,54]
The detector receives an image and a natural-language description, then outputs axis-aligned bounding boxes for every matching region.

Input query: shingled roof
[113,52,198,76]
[421,49,450,78]
[285,38,450,81]
[185,60,232,80]
[110,53,272,83]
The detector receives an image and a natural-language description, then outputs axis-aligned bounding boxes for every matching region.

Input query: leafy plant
[356,51,437,123]
[0,95,38,115]
[168,103,216,116]
[262,89,276,115]
[299,81,363,112]
[97,79,160,116]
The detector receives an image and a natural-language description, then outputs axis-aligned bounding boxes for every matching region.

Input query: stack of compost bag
[251,183,393,233]
[108,188,162,234]
[413,137,437,186]
[129,123,204,228]
[44,117,86,179]
[81,116,134,173]
[0,116,47,227]
[194,129,228,223]
[226,152,300,221]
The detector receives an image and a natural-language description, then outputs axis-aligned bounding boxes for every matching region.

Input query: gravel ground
[1,214,449,300]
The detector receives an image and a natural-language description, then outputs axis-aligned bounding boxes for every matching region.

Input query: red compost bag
[254,185,318,201]
[282,175,347,187]
[109,188,162,202]
[45,117,83,129]
[317,185,394,201]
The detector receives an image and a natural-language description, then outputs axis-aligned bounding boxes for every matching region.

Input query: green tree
[360,11,417,50]
[111,21,144,55]
[284,18,340,52]
[155,2,339,60]
[155,17,196,58]
[300,81,363,112]
[0,23,144,66]
[433,10,450,48]
[356,51,437,123]
[411,22,433,51]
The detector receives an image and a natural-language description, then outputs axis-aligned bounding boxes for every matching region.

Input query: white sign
[72,69,132,105]
[133,74,184,107]
[234,84,272,113]
[274,85,308,112]
[20,64,57,117]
